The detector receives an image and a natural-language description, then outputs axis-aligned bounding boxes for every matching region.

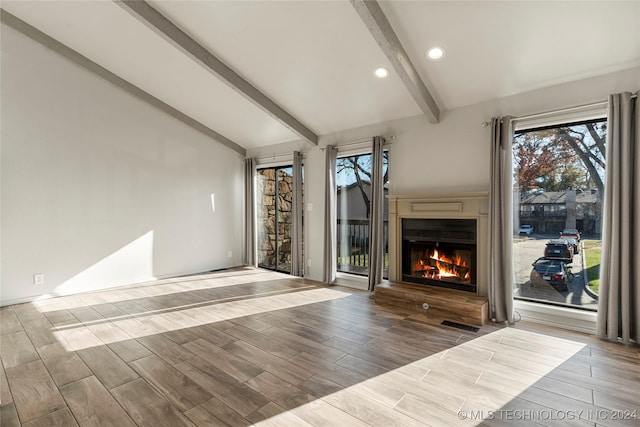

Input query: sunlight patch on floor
[33,269,291,311]
[52,287,351,351]
[254,328,586,426]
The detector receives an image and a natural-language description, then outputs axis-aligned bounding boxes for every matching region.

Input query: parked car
[530,258,570,291]
[544,239,573,261]
[563,237,580,254]
[560,228,581,242]
[518,224,534,235]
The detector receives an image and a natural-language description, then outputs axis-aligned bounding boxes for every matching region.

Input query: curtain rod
[320,135,395,151]
[512,99,609,123]
[254,152,304,161]
[253,134,396,158]
[481,93,638,127]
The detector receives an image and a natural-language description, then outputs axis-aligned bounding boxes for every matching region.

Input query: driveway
[513,235,597,310]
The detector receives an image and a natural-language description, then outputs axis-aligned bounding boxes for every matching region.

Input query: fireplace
[402,218,477,292]
[387,193,488,296]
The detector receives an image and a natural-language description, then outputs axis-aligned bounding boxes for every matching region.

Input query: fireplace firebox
[402,218,477,292]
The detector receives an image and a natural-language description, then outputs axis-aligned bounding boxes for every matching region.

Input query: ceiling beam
[116,0,318,145]
[350,0,441,124]
[0,8,246,156]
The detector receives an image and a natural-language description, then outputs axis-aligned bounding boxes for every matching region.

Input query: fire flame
[430,248,469,278]
[414,248,471,281]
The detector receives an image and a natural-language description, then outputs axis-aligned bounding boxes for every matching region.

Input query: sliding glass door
[257,166,293,273]
[336,151,389,278]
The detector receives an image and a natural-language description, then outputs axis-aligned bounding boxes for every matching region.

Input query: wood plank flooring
[1,267,639,426]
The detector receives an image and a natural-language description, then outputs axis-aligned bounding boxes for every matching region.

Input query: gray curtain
[488,116,515,324]
[244,158,256,267]
[323,145,337,284]
[597,92,639,344]
[291,151,304,277]
[368,136,385,291]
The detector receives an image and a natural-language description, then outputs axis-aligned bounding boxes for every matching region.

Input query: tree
[336,152,389,218]
[513,120,606,194]
[556,122,606,195]
[558,164,585,191]
[513,131,575,192]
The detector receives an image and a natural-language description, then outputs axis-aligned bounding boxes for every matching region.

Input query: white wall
[1,25,245,305]
[249,66,639,283]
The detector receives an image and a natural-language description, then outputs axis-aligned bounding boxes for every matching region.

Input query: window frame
[334,146,390,288]
[511,104,607,333]
[256,165,295,274]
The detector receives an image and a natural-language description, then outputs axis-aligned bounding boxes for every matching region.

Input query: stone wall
[257,168,292,272]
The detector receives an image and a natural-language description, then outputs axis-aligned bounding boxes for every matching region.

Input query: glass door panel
[257,166,293,274]
[257,169,276,270]
[336,152,389,278]
[276,167,293,273]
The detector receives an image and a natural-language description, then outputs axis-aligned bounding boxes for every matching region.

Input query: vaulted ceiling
[2,1,639,153]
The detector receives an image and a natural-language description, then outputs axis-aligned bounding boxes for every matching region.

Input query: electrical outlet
[227,250,233,258]
[307,259,311,267]
[34,273,44,285]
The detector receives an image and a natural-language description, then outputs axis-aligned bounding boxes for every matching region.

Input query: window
[336,151,389,279]
[512,118,606,311]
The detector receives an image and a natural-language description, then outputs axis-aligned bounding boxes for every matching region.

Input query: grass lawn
[583,240,601,294]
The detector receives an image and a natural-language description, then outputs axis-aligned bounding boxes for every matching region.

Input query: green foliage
[558,164,585,191]
[583,240,601,294]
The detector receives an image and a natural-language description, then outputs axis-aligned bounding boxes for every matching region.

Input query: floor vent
[441,320,479,333]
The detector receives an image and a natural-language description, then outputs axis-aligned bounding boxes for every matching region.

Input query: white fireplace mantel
[387,192,489,296]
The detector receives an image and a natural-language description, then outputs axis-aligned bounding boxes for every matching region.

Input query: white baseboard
[0,265,244,307]
[514,299,597,334]
[336,272,369,291]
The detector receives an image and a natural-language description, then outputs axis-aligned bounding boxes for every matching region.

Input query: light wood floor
[1,268,639,426]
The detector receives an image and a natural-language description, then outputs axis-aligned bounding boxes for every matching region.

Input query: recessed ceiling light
[374,67,389,78]
[426,47,445,61]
